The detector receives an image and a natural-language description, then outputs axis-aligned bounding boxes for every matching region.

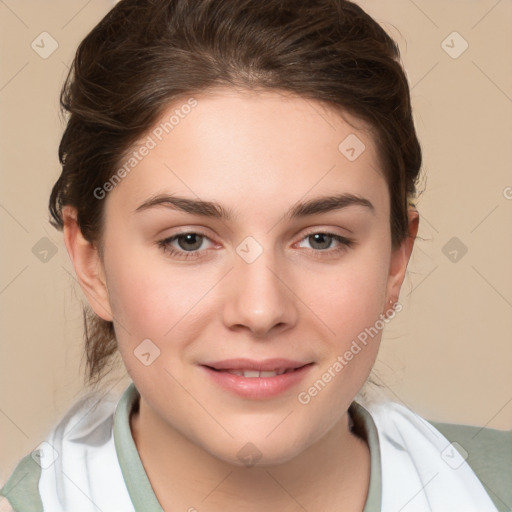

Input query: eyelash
[157,230,354,261]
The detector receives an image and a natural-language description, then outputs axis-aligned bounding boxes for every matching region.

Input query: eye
[158,232,214,260]
[157,230,354,261]
[297,231,354,257]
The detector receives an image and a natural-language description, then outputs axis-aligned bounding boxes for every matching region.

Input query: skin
[63,87,419,511]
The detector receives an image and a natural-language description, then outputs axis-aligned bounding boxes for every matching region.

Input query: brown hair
[49,0,422,386]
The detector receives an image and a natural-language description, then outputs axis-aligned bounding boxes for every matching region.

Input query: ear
[386,206,420,304]
[62,206,113,322]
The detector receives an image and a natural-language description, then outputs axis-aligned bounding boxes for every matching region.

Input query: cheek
[106,260,203,336]
[104,259,209,387]
[103,243,223,366]
[302,239,391,402]
[311,243,390,340]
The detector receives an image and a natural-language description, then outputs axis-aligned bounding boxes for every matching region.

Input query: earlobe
[386,206,420,303]
[61,206,113,322]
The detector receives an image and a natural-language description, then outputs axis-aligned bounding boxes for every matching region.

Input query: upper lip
[202,358,310,371]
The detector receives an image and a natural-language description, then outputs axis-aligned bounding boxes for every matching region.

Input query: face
[77,88,413,466]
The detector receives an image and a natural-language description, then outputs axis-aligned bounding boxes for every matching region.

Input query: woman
[1,0,509,511]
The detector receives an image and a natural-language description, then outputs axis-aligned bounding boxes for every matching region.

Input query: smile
[217,368,296,377]
[200,359,314,399]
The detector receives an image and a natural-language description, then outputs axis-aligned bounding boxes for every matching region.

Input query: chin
[201,431,312,469]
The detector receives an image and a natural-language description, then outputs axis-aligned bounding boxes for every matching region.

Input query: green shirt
[1,383,511,511]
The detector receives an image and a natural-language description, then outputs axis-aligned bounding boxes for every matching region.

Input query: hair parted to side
[49,0,422,386]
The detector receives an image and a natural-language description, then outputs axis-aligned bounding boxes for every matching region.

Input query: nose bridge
[221,235,297,336]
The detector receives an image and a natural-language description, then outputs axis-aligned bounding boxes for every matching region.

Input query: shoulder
[0,454,43,512]
[0,388,120,512]
[430,419,512,511]
[357,396,511,511]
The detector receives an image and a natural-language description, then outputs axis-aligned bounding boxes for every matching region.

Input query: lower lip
[200,364,314,399]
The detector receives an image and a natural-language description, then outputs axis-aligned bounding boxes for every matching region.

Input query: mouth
[202,358,311,376]
[205,367,304,378]
[200,359,314,399]
[207,368,296,379]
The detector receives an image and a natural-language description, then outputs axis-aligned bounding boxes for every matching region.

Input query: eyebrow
[134,192,375,220]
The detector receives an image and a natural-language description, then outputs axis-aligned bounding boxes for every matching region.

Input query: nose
[221,244,299,338]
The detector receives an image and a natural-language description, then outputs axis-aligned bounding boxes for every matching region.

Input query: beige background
[1,0,511,486]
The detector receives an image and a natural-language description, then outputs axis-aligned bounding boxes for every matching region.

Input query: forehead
[106,87,388,220]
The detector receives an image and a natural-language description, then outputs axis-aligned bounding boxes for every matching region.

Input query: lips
[200,358,314,399]
[202,358,308,375]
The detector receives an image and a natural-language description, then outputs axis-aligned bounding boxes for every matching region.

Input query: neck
[130,396,370,512]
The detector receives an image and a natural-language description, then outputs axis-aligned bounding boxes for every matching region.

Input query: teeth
[243,370,261,378]
[224,368,290,377]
